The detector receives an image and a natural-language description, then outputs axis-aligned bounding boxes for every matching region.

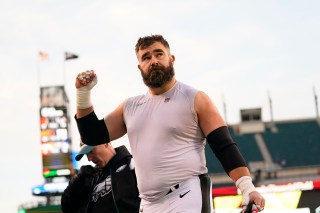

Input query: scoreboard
[39,86,73,178]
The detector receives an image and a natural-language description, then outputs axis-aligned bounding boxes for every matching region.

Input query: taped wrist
[76,76,98,109]
[75,111,110,146]
[206,126,247,174]
[235,176,256,205]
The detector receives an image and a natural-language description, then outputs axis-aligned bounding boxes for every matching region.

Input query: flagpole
[63,52,66,88]
[37,51,47,101]
[37,55,41,88]
[38,51,48,88]
[37,54,41,103]
[64,51,79,88]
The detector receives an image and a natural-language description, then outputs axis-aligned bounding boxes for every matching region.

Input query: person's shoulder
[124,94,147,110]
[113,145,133,165]
[176,81,198,90]
[126,94,146,102]
[176,81,199,97]
[115,145,131,156]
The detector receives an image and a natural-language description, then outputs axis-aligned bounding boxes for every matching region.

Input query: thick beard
[140,61,175,88]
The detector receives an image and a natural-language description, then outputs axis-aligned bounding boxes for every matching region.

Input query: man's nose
[151,56,159,66]
[86,154,92,161]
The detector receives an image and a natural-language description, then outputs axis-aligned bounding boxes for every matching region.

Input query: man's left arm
[195,91,265,212]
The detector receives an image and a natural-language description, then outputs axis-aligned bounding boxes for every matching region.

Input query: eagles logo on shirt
[91,175,112,202]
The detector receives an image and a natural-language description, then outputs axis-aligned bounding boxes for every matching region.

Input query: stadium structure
[18,89,320,212]
[18,86,78,213]
[206,108,320,212]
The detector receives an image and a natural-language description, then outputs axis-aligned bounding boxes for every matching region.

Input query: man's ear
[138,64,141,70]
[170,54,175,63]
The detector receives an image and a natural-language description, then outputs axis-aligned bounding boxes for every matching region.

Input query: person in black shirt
[61,142,140,213]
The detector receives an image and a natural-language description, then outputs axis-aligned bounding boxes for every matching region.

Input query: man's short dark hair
[135,35,170,53]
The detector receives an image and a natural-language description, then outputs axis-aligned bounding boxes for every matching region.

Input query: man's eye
[143,57,150,61]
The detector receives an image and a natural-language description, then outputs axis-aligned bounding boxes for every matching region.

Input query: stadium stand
[262,120,320,167]
[206,118,320,187]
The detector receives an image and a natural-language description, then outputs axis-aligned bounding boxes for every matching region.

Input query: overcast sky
[1,0,320,212]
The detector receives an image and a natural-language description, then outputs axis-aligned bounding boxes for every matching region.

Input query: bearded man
[74,35,265,213]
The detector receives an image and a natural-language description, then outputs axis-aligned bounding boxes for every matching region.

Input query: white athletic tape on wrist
[235,176,256,205]
[76,76,98,109]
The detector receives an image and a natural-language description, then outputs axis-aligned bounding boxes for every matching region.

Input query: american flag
[39,51,48,61]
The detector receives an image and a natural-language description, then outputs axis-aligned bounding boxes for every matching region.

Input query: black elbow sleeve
[206,126,247,174]
[75,111,110,146]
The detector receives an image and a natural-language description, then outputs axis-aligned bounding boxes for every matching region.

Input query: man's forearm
[231,167,257,207]
[75,111,110,146]
[76,106,94,119]
[229,166,251,182]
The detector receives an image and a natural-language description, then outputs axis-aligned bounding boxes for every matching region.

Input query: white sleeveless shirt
[123,81,207,201]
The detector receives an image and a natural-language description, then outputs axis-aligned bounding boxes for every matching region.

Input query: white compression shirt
[123,81,208,202]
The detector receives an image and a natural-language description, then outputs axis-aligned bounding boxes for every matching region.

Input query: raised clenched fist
[76,70,96,89]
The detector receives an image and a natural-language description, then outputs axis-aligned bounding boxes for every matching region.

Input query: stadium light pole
[313,86,319,119]
[268,90,274,123]
[222,94,227,125]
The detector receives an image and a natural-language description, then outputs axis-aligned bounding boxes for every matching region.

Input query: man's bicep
[195,91,226,136]
[104,102,127,141]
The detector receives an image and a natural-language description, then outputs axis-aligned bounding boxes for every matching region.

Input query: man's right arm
[75,70,126,145]
[77,106,94,119]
